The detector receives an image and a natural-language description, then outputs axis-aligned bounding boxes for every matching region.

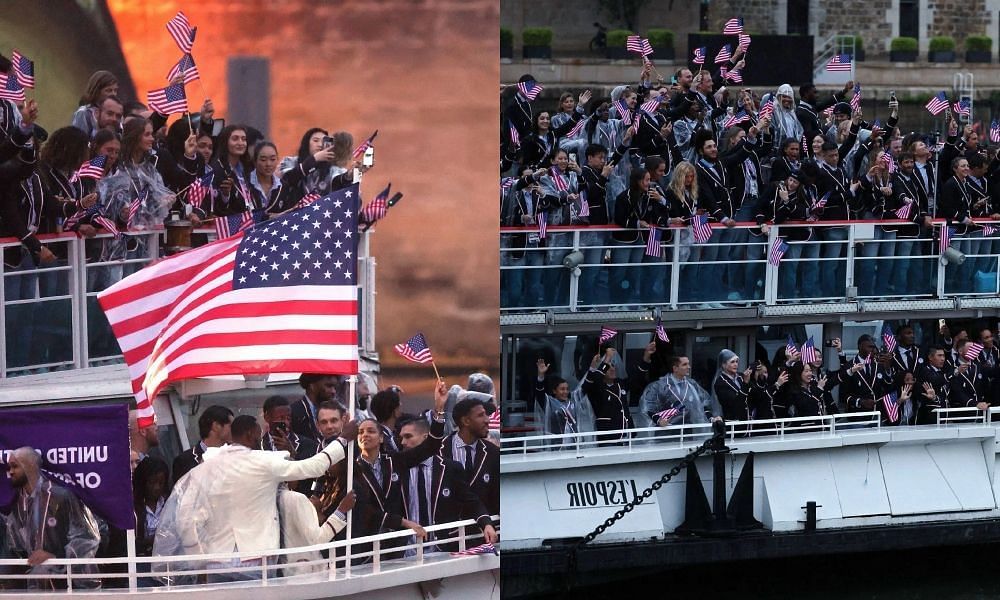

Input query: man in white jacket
[173,413,358,582]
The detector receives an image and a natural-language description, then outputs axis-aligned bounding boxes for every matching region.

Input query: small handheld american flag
[186,173,214,209]
[881,391,899,423]
[516,80,543,101]
[952,99,971,117]
[654,407,680,423]
[167,53,200,84]
[692,47,707,65]
[641,38,654,57]
[692,214,712,244]
[166,11,196,53]
[722,110,750,129]
[723,17,744,35]
[639,96,662,115]
[63,203,102,231]
[801,337,819,364]
[451,543,498,556]
[965,342,985,362]
[394,333,434,364]
[93,214,120,238]
[757,98,774,121]
[0,73,25,103]
[882,323,897,353]
[361,184,391,224]
[645,226,662,258]
[577,189,590,218]
[880,152,896,174]
[768,238,790,266]
[850,83,862,112]
[724,69,743,84]
[215,210,263,239]
[10,50,34,89]
[549,167,569,192]
[826,54,852,72]
[69,155,107,183]
[714,44,732,65]
[148,83,188,115]
[939,225,954,255]
[786,335,797,356]
[508,121,521,148]
[991,119,1000,144]
[351,130,378,160]
[981,223,997,236]
[613,99,632,125]
[599,325,618,344]
[894,201,913,220]
[925,92,949,116]
[626,35,644,54]
[737,33,751,52]
[655,317,670,343]
[128,190,148,228]
[566,116,588,139]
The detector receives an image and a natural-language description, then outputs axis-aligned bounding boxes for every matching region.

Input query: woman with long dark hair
[210,124,254,216]
[272,127,367,212]
[132,457,171,556]
[609,167,651,305]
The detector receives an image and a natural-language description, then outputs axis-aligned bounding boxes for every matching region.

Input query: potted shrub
[647,28,675,60]
[837,35,865,62]
[965,34,992,63]
[606,29,633,59]
[501,27,513,59]
[522,27,552,59]
[890,37,918,62]
[928,36,956,62]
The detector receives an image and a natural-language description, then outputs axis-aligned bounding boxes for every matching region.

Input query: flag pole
[345,373,356,574]
[430,360,442,382]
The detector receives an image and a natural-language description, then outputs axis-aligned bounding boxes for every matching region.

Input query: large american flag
[768,238,790,266]
[97,185,361,428]
[215,209,264,239]
[166,53,200,84]
[351,130,379,161]
[148,83,188,115]
[516,80,543,101]
[69,155,107,183]
[394,333,433,364]
[925,91,949,116]
[166,11,196,53]
[0,73,25,103]
[826,54,852,72]
[10,50,34,89]
[723,17,744,35]
[692,213,712,243]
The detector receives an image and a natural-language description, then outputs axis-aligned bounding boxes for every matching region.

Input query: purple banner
[0,404,134,530]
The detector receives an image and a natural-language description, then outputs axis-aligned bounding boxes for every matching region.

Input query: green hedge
[501,27,513,46]
[929,36,955,52]
[836,34,864,53]
[890,37,918,52]
[522,27,552,46]
[646,28,674,47]
[607,29,634,48]
[966,35,992,52]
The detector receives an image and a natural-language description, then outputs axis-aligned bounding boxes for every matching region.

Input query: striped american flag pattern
[654,407,680,423]
[69,155,107,183]
[925,92,949,116]
[128,190,147,228]
[147,83,188,115]
[641,39,654,56]
[952,99,971,117]
[737,33,751,51]
[723,110,750,129]
[724,69,743,84]
[850,83,862,111]
[639,96,662,115]
[598,325,618,343]
[626,35,644,54]
[965,342,985,361]
[361,184,390,224]
[214,210,262,240]
[814,191,830,210]
[296,192,321,210]
[488,405,501,431]
[655,317,670,343]
[500,177,515,192]
[97,185,361,428]
[826,54,852,72]
[882,324,897,352]
[10,50,34,89]
[186,173,214,209]
[351,130,378,160]
[800,337,819,364]
[768,238,790,266]
[166,53,200,84]
[566,116,587,139]
[723,17,744,35]
[894,201,914,220]
[550,167,569,192]
[880,152,896,173]
[757,98,774,121]
[991,119,1000,144]
[451,543,498,556]
[645,226,662,257]
[613,99,632,125]
[394,332,433,364]
[537,211,547,239]
[508,121,520,147]
[0,73,25,103]
[714,44,732,64]
[939,225,954,254]
[63,203,102,231]
[577,189,589,218]
[981,224,997,236]
[166,11,196,53]
[692,213,712,243]
[692,46,706,65]
[93,214,120,238]
[880,391,899,423]
[516,80,543,101]
[786,335,797,356]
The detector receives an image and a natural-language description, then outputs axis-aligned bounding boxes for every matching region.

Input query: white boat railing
[933,405,1000,424]
[500,412,885,455]
[0,516,498,593]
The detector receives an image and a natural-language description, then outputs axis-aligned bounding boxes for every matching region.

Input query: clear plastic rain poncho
[532,384,596,450]
[96,163,175,260]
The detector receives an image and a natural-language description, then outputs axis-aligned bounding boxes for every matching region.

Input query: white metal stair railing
[953,72,974,124]
[499,412,883,455]
[0,517,498,593]
[813,33,855,83]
